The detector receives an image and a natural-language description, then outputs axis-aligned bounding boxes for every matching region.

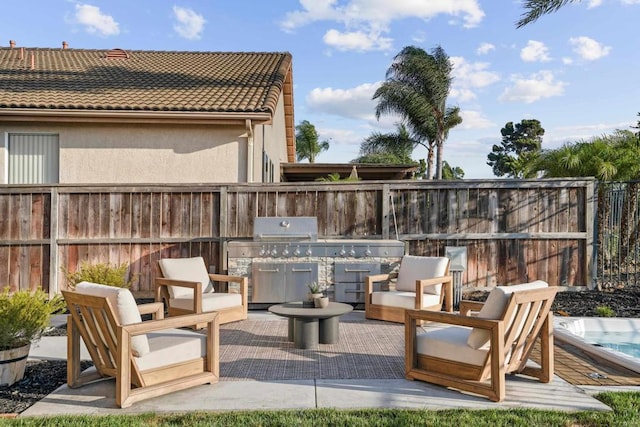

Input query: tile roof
[0,47,292,115]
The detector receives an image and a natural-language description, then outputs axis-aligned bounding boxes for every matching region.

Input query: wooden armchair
[405,280,557,402]
[63,281,220,408]
[155,257,248,327]
[365,255,453,323]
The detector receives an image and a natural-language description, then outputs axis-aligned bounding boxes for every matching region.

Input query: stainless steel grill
[226,216,405,305]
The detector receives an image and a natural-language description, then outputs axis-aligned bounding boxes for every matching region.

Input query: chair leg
[66,316,81,388]
[116,328,132,408]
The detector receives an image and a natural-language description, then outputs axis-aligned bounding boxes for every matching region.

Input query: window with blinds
[8,133,59,184]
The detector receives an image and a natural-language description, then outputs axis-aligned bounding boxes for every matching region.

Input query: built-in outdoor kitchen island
[227,216,405,308]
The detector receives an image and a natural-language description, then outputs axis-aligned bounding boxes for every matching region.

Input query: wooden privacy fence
[0,178,596,297]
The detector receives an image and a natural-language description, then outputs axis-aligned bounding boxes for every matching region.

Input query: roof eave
[0,108,272,125]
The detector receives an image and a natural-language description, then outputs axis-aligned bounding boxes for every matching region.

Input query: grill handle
[257,233,313,240]
[344,268,373,273]
[291,268,313,273]
[257,268,280,273]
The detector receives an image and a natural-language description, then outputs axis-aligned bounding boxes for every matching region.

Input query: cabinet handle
[258,268,279,273]
[291,268,313,273]
[344,268,372,273]
[345,289,365,294]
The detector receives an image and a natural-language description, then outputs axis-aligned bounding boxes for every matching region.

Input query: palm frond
[516,0,580,28]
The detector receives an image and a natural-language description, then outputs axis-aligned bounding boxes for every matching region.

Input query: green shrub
[63,261,135,289]
[595,305,616,317]
[0,288,66,350]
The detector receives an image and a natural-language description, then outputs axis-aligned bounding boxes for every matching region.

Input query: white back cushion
[75,281,150,357]
[395,256,449,295]
[466,280,549,349]
[159,257,213,299]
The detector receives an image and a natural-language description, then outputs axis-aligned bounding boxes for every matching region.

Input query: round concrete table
[268,301,353,349]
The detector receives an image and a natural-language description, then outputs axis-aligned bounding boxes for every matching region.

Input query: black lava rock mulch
[0,359,93,415]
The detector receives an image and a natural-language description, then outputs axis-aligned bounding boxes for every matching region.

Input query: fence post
[219,187,228,273]
[585,180,596,290]
[382,184,390,240]
[49,187,59,297]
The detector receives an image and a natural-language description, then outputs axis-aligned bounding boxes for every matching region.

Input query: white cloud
[323,29,393,52]
[476,42,495,55]
[306,82,381,121]
[569,36,611,60]
[74,4,119,36]
[173,6,206,40]
[562,57,574,65]
[520,40,551,62]
[499,71,566,104]
[587,0,603,7]
[281,0,485,51]
[450,56,501,101]
[459,110,494,129]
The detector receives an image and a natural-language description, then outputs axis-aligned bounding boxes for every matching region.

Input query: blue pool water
[583,331,640,359]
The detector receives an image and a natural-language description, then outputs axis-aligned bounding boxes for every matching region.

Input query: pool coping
[554,317,640,374]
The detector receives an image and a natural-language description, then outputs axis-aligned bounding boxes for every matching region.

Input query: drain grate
[587,372,608,379]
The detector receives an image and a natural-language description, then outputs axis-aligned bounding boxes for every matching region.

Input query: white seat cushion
[159,257,214,299]
[170,292,242,312]
[467,280,549,349]
[135,328,206,371]
[371,291,442,309]
[416,325,488,366]
[74,281,150,357]
[395,256,449,295]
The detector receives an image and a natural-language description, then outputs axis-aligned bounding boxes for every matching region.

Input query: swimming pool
[554,317,640,374]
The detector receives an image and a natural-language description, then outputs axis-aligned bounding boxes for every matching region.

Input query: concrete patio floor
[19,311,623,417]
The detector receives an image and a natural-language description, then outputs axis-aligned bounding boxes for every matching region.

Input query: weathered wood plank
[0,180,597,293]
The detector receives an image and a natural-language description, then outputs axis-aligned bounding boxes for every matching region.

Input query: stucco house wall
[0,122,253,183]
[0,47,295,184]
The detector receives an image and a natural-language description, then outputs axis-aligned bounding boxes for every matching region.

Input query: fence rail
[0,179,596,296]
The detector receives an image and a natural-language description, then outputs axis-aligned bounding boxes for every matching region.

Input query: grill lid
[253,216,318,241]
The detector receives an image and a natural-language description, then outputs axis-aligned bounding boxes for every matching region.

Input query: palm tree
[373,46,462,179]
[295,120,330,163]
[354,123,416,164]
[517,0,580,27]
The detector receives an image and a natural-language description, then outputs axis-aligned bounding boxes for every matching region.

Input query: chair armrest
[365,273,390,294]
[405,308,501,330]
[459,300,485,316]
[209,273,244,283]
[122,311,219,336]
[209,274,248,296]
[155,278,201,291]
[416,274,453,312]
[137,302,164,319]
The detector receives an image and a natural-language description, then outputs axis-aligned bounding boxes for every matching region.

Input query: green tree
[295,120,330,163]
[442,161,465,180]
[517,0,580,27]
[535,130,640,280]
[536,130,640,181]
[353,123,416,164]
[487,119,544,178]
[632,112,640,143]
[373,45,462,180]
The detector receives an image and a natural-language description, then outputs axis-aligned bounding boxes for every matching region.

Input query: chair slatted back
[63,290,120,378]
[500,287,557,373]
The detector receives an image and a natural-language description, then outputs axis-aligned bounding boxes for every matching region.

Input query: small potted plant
[304,281,323,308]
[0,289,66,386]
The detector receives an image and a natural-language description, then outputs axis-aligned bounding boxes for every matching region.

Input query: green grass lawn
[1,392,639,427]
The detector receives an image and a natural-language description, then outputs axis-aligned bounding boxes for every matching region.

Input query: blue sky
[2,1,638,178]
